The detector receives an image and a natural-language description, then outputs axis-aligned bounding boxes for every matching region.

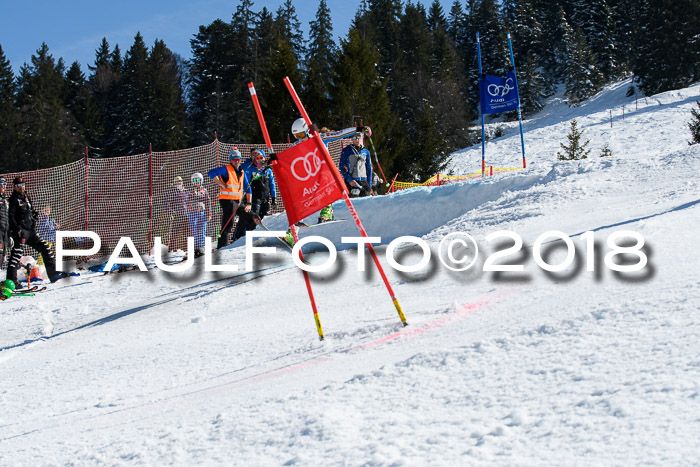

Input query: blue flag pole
[507,32,527,168]
[477,32,486,177]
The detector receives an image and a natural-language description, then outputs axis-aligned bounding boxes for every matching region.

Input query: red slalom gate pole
[248,83,273,152]
[290,225,324,340]
[389,173,398,193]
[248,82,325,341]
[283,76,408,326]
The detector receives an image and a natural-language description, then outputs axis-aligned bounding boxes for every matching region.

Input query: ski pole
[367,135,389,186]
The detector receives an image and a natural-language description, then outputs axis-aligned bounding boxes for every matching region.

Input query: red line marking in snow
[353,300,486,351]
[265,299,489,379]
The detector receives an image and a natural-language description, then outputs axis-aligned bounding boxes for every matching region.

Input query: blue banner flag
[479,71,519,114]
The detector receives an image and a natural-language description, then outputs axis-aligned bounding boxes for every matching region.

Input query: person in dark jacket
[0,176,9,270]
[6,177,65,286]
[339,131,373,198]
[232,149,277,242]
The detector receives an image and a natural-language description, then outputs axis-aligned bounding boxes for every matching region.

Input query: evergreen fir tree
[609,0,637,77]
[517,52,547,116]
[187,19,235,144]
[331,28,401,178]
[472,0,509,76]
[510,0,543,65]
[0,44,19,172]
[688,101,700,145]
[447,1,466,45]
[87,39,122,157]
[253,7,276,82]
[303,0,337,125]
[273,0,305,59]
[540,6,573,83]
[260,38,303,142]
[64,61,101,149]
[229,0,261,142]
[572,0,617,80]
[565,28,604,106]
[501,0,518,28]
[14,43,76,170]
[109,33,150,156]
[362,0,403,79]
[557,119,591,160]
[147,40,189,151]
[600,142,613,156]
[632,0,700,95]
[427,0,448,31]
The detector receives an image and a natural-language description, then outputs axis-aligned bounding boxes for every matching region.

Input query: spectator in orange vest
[208,148,252,249]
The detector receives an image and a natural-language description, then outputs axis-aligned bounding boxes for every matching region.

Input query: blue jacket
[339,144,373,184]
[36,215,59,243]
[243,164,276,202]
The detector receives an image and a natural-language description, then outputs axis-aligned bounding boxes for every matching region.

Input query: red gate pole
[389,173,398,193]
[248,82,325,341]
[283,77,407,326]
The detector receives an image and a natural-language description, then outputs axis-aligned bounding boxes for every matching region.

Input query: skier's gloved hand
[271,198,277,207]
[268,153,278,163]
[310,123,319,133]
[363,126,372,137]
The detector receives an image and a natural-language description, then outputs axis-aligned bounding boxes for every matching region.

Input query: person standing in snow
[187,172,211,257]
[339,128,373,198]
[36,205,60,244]
[163,176,190,252]
[232,149,277,242]
[371,172,385,196]
[208,148,252,249]
[0,176,9,271]
[5,177,66,287]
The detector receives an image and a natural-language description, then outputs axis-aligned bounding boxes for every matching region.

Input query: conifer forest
[0,0,697,179]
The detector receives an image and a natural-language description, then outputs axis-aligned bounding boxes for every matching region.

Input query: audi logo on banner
[487,78,514,97]
[291,148,325,181]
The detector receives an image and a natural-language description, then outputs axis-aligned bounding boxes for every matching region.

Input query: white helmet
[291,118,308,139]
[191,172,204,185]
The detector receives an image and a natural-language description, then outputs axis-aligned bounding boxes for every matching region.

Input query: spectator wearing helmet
[0,176,9,270]
[232,149,277,242]
[188,172,211,257]
[162,176,190,252]
[207,148,252,249]
[5,176,67,287]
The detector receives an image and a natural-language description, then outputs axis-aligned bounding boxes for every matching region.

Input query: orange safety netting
[0,138,349,263]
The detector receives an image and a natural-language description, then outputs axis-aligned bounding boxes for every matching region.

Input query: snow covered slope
[1,79,699,465]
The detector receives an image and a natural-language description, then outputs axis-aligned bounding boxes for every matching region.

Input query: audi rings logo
[291,149,324,181]
[487,78,514,97]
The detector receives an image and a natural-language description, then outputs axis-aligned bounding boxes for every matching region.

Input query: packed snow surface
[1,78,699,465]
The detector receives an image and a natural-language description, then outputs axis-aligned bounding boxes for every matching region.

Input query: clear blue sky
[1,0,452,75]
